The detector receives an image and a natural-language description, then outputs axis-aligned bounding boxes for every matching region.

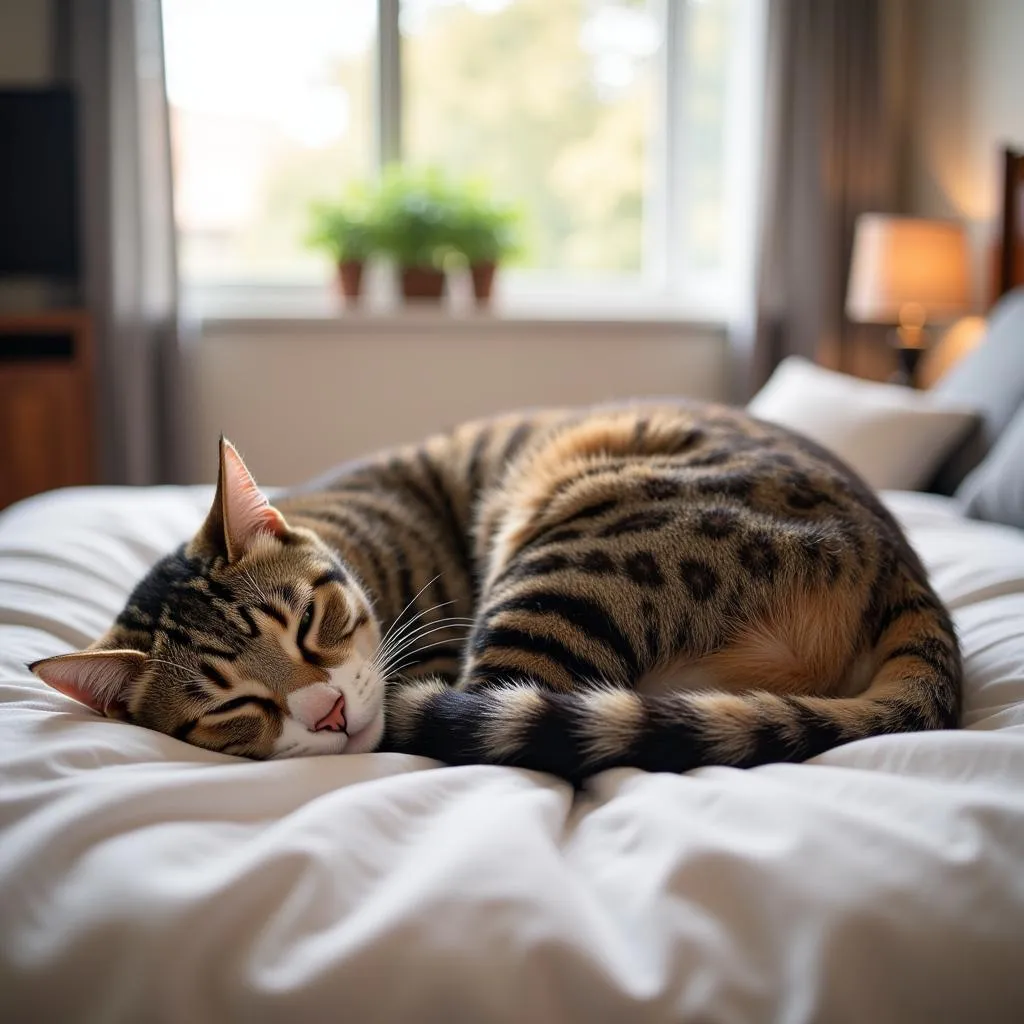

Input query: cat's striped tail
[382,643,961,784]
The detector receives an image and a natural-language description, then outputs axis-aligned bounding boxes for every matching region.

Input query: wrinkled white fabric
[1,486,1022,1023]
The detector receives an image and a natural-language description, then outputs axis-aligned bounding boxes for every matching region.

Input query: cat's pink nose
[314,694,346,733]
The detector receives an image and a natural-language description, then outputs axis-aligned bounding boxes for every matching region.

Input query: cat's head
[30,439,386,759]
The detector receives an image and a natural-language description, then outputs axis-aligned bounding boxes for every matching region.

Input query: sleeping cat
[30,403,962,782]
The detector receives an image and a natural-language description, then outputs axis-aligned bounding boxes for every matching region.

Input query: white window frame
[179,0,766,323]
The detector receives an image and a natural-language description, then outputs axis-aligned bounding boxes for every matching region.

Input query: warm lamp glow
[846,215,971,342]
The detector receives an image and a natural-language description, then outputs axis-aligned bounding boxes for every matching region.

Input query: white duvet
[1,485,1023,1023]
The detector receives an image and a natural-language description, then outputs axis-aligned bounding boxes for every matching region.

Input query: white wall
[907,0,1024,303]
[179,318,728,485]
[0,0,51,83]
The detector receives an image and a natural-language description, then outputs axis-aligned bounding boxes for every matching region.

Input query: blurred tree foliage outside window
[163,0,736,285]
[403,0,657,273]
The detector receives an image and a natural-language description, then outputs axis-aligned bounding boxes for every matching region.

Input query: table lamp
[846,214,970,386]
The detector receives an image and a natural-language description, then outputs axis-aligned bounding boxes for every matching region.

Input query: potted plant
[371,166,463,302]
[451,187,523,307]
[307,189,377,304]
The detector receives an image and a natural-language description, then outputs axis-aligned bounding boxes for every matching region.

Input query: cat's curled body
[31,403,962,782]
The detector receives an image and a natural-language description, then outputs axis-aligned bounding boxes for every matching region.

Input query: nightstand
[0,310,95,509]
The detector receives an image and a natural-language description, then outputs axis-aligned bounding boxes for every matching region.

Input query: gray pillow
[957,401,1024,529]
[929,287,1024,494]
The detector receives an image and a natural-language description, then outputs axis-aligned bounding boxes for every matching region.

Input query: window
[163,0,765,315]
[163,0,376,282]
[403,0,659,274]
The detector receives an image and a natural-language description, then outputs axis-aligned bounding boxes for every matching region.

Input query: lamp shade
[846,215,970,325]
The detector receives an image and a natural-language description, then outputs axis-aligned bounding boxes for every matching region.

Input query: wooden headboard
[994,146,1024,303]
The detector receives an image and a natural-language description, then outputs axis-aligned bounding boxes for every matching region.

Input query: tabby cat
[30,403,961,782]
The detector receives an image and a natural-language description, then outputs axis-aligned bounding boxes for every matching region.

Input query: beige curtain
[56,0,177,485]
[735,0,909,399]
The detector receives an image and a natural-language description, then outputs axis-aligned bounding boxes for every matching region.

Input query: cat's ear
[30,649,146,715]
[194,437,289,562]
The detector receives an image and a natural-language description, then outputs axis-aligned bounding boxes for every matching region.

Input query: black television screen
[0,88,80,280]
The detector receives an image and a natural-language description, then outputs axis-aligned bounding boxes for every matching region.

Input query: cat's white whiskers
[384,636,472,679]
[377,574,446,649]
[374,596,461,663]
[381,628,473,672]
[374,613,475,666]
[377,619,473,664]
[373,601,468,665]
[374,619,474,675]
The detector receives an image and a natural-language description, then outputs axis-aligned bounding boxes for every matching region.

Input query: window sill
[180,282,729,336]
[189,310,728,341]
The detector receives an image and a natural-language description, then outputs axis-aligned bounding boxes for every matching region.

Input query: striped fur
[30,403,962,780]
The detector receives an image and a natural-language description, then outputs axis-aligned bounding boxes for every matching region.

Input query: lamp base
[888,330,929,388]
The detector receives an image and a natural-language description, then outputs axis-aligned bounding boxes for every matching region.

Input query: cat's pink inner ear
[30,649,146,714]
[220,440,289,560]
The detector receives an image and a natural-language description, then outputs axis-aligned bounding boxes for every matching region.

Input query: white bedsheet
[1,486,1023,1023]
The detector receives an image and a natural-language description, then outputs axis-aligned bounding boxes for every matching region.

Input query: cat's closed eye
[297,602,315,641]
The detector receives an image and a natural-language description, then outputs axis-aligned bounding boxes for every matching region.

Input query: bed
[5,278,1024,1020]
[2,480,1024,1022]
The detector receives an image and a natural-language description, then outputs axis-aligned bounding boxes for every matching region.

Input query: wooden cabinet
[0,310,95,509]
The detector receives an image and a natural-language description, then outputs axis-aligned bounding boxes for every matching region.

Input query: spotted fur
[30,403,962,781]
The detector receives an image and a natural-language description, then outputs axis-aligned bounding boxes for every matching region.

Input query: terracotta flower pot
[400,266,446,302]
[336,260,364,303]
[470,261,497,306]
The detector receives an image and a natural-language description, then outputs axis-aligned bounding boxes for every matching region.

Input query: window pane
[402,0,661,274]
[677,0,735,275]
[671,0,764,314]
[163,0,375,283]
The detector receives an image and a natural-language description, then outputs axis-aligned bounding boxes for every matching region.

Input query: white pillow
[747,357,979,491]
